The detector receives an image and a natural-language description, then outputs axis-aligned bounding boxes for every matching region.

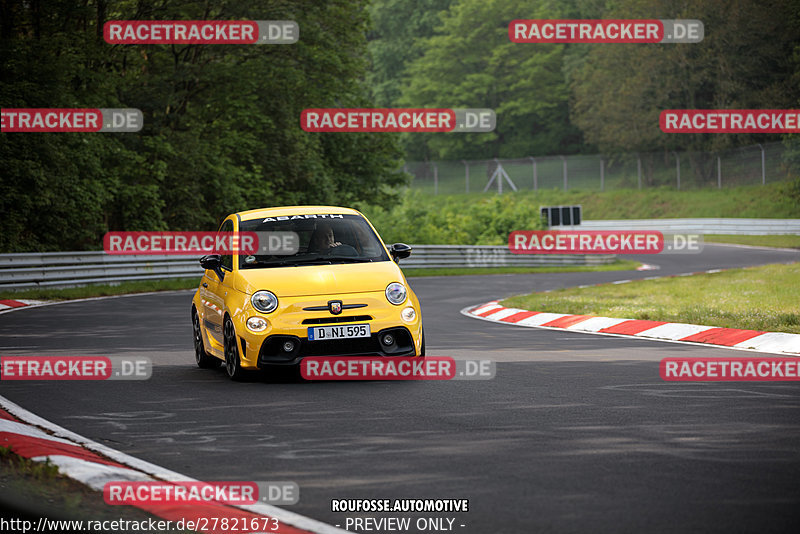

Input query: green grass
[0,446,175,525]
[501,263,800,333]
[704,235,800,249]
[0,447,59,479]
[360,181,800,245]
[402,260,641,277]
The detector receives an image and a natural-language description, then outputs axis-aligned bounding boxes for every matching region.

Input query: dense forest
[1,0,798,251]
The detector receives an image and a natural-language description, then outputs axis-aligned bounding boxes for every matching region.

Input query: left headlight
[385,282,407,305]
[251,290,278,313]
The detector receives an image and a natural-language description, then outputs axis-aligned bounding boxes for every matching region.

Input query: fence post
[717,155,721,189]
[757,143,765,185]
[462,160,469,193]
[672,151,680,190]
[637,154,642,190]
[495,158,502,194]
[433,162,438,195]
[528,157,537,190]
[600,158,604,192]
[560,155,568,191]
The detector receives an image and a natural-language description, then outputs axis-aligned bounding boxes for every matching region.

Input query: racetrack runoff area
[1,243,799,532]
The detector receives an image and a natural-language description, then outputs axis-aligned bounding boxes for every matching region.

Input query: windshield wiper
[241,260,292,268]
[241,257,329,268]
[242,256,377,268]
[288,256,375,264]
[328,257,375,263]
[289,256,335,265]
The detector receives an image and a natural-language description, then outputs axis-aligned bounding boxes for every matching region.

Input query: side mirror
[199,254,224,281]
[389,243,412,262]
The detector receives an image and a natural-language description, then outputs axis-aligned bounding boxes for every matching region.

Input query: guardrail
[578,218,800,235]
[0,247,615,290]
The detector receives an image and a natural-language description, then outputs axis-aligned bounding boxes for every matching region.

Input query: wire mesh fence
[405,141,797,194]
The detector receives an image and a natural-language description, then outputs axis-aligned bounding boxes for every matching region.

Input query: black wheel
[420,325,426,357]
[193,309,221,369]
[224,318,249,381]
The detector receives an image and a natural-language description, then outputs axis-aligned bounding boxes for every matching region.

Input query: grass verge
[360,181,800,245]
[0,446,160,525]
[501,263,800,334]
[704,235,800,249]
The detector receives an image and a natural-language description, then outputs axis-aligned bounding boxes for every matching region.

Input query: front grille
[302,303,367,311]
[302,315,372,325]
[257,327,415,366]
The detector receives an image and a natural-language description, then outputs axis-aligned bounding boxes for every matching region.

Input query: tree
[569,0,800,154]
[367,0,454,108]
[0,0,405,251]
[394,0,586,160]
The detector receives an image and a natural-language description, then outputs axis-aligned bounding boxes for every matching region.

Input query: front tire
[224,318,249,381]
[193,309,221,369]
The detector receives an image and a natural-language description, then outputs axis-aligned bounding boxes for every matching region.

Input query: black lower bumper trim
[257,326,416,366]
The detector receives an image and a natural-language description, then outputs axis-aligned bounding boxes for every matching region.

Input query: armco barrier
[0,247,614,290]
[579,218,800,235]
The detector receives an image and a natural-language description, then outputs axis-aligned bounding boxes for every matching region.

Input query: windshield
[238,213,390,269]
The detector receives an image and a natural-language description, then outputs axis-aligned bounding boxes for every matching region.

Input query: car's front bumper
[232,291,423,369]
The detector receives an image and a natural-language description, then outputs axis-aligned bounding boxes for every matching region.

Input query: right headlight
[251,290,278,313]
[385,282,407,305]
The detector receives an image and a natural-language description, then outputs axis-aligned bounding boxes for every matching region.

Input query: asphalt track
[1,244,799,533]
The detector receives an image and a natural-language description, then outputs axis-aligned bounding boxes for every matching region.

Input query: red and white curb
[0,299,47,311]
[462,301,800,356]
[0,395,346,534]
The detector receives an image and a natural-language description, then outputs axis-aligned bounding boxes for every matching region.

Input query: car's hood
[234,260,404,297]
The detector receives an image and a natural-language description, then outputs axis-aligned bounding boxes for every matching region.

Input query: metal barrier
[0,247,615,290]
[579,218,800,235]
[400,245,612,270]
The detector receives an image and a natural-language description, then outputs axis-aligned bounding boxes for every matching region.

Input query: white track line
[0,395,349,534]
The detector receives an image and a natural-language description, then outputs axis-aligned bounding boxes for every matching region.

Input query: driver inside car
[307,221,358,256]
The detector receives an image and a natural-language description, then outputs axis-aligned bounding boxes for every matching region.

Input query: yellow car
[191,206,424,380]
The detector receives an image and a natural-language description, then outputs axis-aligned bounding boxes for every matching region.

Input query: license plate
[307,323,370,341]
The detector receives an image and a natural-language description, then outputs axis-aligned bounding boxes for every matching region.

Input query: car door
[202,218,234,350]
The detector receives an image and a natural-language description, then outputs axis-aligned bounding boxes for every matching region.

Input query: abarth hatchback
[191,206,424,380]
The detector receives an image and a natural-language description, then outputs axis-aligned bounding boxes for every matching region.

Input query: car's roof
[235,206,361,222]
